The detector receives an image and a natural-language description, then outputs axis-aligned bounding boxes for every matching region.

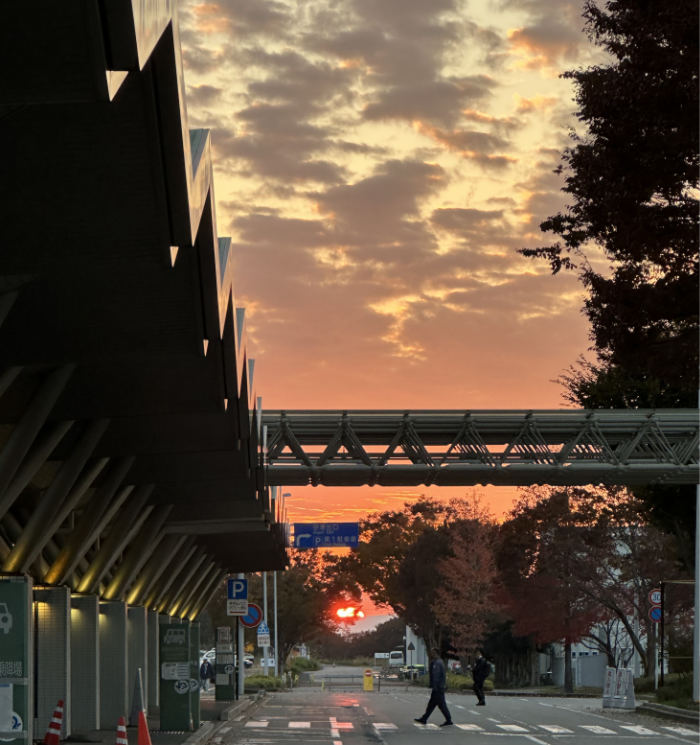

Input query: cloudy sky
[177,0,601,526]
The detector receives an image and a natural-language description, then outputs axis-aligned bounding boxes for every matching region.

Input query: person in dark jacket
[414,647,453,727]
[471,651,490,705]
[200,659,214,691]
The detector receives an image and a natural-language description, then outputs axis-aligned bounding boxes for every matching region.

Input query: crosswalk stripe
[374,723,398,730]
[580,724,616,734]
[455,723,483,731]
[289,721,311,728]
[661,725,699,736]
[497,724,529,732]
[244,721,268,728]
[539,724,573,733]
[620,725,657,735]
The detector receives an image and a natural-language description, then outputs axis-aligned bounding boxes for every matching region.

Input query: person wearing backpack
[471,651,491,706]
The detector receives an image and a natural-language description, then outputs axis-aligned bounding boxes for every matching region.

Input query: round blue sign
[240,602,262,628]
[649,606,662,622]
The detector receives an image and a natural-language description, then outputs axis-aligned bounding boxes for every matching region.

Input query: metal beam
[161,551,207,615]
[3,419,110,573]
[146,542,198,609]
[75,486,155,594]
[187,568,227,621]
[0,420,74,520]
[126,534,189,606]
[172,559,215,618]
[44,457,135,584]
[102,504,172,601]
[0,365,74,499]
[263,409,700,487]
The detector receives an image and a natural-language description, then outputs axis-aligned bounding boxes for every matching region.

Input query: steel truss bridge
[262,409,700,487]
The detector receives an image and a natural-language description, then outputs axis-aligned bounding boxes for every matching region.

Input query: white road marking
[455,723,484,731]
[374,723,398,730]
[244,721,269,728]
[497,724,529,732]
[487,717,503,723]
[538,724,573,733]
[288,721,311,728]
[580,724,616,734]
[524,736,551,745]
[661,726,699,737]
[218,726,231,733]
[620,724,657,735]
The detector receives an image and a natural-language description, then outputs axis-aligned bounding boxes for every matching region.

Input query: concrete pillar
[127,607,147,715]
[70,595,99,731]
[34,586,71,738]
[147,611,159,710]
[99,601,128,729]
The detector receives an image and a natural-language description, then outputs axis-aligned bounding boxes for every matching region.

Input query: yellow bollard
[363,669,374,692]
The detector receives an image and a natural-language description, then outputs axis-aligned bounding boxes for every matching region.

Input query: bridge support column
[70,594,99,731]
[34,586,71,738]
[99,601,128,729]
[128,606,148,716]
[147,610,160,710]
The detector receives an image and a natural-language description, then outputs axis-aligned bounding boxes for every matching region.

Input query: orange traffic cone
[116,716,128,745]
[137,710,152,745]
[43,700,64,745]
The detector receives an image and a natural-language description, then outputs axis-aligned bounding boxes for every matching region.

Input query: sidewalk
[64,694,262,745]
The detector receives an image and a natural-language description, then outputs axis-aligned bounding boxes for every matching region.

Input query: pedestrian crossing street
[242,716,698,740]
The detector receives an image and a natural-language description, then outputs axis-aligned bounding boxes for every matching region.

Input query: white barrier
[602,667,636,709]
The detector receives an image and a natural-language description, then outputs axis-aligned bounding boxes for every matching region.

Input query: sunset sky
[177,0,603,533]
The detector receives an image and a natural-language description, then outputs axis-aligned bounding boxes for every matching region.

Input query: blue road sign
[240,603,263,628]
[227,578,248,599]
[293,523,359,548]
[649,606,662,623]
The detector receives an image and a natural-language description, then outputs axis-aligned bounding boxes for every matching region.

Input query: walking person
[200,658,214,691]
[414,647,453,727]
[471,650,491,706]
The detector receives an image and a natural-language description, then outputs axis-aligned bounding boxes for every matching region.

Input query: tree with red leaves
[433,505,501,658]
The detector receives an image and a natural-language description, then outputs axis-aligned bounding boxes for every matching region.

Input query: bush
[245,674,284,691]
[288,657,321,675]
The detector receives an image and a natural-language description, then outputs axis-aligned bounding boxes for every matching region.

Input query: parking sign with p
[227,578,248,616]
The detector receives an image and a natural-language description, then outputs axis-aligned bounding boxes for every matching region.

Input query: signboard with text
[159,624,193,731]
[293,523,359,548]
[226,578,248,616]
[0,576,31,745]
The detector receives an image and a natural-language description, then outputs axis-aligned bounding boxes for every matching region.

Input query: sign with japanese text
[0,576,31,744]
[293,523,359,548]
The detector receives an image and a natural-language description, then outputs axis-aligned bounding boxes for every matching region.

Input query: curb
[218,692,267,722]
[637,702,699,725]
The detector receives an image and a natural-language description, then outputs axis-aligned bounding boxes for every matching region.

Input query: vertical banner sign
[159,624,193,731]
[189,623,200,730]
[0,575,31,744]
[214,627,235,701]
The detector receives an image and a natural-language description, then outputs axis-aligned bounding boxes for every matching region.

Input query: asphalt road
[205,667,698,745]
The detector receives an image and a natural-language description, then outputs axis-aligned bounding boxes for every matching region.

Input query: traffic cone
[137,710,152,745]
[43,700,64,745]
[116,716,128,745]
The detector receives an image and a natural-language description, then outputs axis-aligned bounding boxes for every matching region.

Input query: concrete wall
[99,601,128,728]
[34,587,71,738]
[70,595,99,731]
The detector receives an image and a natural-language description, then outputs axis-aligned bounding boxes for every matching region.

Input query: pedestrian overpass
[0,2,697,741]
